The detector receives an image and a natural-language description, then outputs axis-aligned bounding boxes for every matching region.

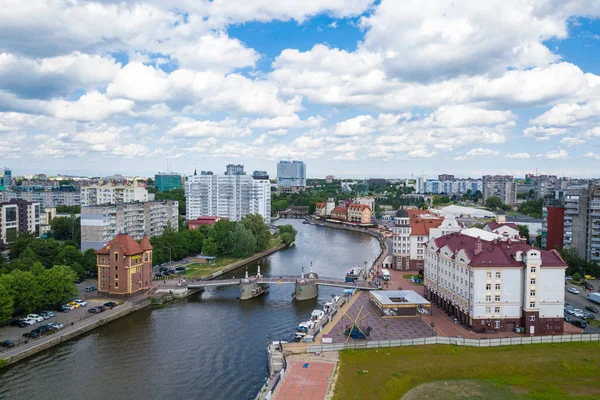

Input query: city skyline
[1,1,600,177]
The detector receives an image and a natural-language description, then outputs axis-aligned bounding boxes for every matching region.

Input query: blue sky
[0,0,599,179]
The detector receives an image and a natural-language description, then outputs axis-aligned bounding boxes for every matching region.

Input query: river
[0,220,380,400]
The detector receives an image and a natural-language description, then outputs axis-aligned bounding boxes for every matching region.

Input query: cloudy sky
[1,0,600,178]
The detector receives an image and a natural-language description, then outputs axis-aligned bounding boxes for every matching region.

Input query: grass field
[333,342,600,400]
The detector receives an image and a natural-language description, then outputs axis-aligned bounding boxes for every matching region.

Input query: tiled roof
[331,207,347,214]
[315,202,326,208]
[349,203,371,211]
[486,221,519,231]
[410,215,443,236]
[140,235,153,251]
[96,233,144,256]
[432,232,566,268]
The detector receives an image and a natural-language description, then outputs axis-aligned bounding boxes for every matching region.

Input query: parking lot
[564,279,600,333]
[0,279,116,350]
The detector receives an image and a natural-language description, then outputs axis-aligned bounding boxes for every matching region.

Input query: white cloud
[51,91,134,121]
[252,134,268,145]
[165,118,252,140]
[584,152,600,160]
[172,34,259,72]
[541,148,568,159]
[559,136,585,147]
[506,152,531,159]
[267,129,288,136]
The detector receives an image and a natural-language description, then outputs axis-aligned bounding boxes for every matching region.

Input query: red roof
[315,202,326,208]
[96,233,144,256]
[140,235,153,251]
[486,222,519,231]
[410,216,443,236]
[188,216,228,225]
[331,207,347,214]
[432,232,566,268]
[349,203,371,211]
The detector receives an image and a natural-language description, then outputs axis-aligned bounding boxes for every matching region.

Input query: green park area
[333,342,600,400]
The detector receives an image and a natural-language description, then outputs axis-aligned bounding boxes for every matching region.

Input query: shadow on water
[0,219,380,400]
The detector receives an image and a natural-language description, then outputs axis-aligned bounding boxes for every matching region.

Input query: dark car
[10,319,28,328]
[85,286,98,292]
[175,266,186,272]
[59,305,70,313]
[585,282,594,291]
[154,272,164,278]
[572,319,587,329]
[104,302,117,309]
[0,340,15,348]
[88,307,101,314]
[23,331,39,339]
[585,305,599,313]
[159,267,168,272]
[41,324,57,332]
[96,305,107,312]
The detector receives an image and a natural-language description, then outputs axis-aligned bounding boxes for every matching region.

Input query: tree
[50,215,80,242]
[0,270,42,314]
[37,266,78,307]
[518,199,543,219]
[30,261,45,276]
[0,281,13,322]
[280,232,294,245]
[229,224,256,257]
[432,195,451,206]
[210,219,237,255]
[241,214,270,251]
[485,196,504,210]
[82,248,97,276]
[278,224,297,244]
[517,224,530,240]
[53,245,83,267]
[201,237,218,256]
[573,272,583,282]
[10,246,39,271]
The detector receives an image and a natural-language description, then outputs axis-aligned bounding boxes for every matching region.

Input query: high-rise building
[277,160,306,193]
[225,164,245,176]
[541,202,565,251]
[155,172,182,192]
[0,168,12,189]
[482,175,517,206]
[560,184,600,263]
[185,169,271,224]
[96,234,153,296]
[81,182,148,206]
[10,187,80,208]
[0,200,40,248]
[80,200,179,251]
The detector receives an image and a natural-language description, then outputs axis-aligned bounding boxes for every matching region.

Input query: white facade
[81,183,148,206]
[354,196,375,212]
[185,174,271,223]
[0,200,40,246]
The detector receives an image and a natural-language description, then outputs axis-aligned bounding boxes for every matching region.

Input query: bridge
[186,275,376,301]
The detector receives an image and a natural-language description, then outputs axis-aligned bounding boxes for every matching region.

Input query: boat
[310,309,325,323]
[302,220,309,224]
[294,321,314,341]
[318,223,325,227]
[345,265,362,282]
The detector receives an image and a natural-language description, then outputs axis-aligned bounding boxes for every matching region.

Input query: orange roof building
[96,233,153,296]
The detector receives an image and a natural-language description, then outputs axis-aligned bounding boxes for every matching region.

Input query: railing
[305,333,600,353]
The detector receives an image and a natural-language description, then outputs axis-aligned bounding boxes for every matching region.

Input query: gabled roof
[315,202,327,208]
[96,233,144,256]
[485,221,519,231]
[349,203,371,211]
[410,216,443,236]
[140,235,153,251]
[331,206,348,214]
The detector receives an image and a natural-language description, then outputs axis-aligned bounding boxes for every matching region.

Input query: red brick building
[96,234,153,296]
[542,205,565,250]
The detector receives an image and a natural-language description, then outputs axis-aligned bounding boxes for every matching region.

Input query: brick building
[347,203,372,224]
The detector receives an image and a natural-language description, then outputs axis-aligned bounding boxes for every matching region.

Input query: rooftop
[96,233,145,256]
[370,290,430,306]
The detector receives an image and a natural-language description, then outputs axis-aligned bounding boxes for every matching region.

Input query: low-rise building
[347,204,372,224]
[188,216,228,229]
[483,213,520,238]
[330,207,348,221]
[96,234,153,296]
[424,229,566,334]
[314,202,327,218]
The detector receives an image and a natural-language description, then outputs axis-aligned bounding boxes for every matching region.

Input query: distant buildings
[423,178,482,195]
[96,234,153,296]
[482,213,520,238]
[10,187,80,208]
[0,200,40,248]
[0,168,12,189]
[483,175,517,206]
[277,160,306,193]
[80,200,179,251]
[424,228,566,334]
[325,175,334,183]
[81,181,148,206]
[185,166,271,224]
[225,164,246,176]
[155,172,183,192]
[354,195,375,213]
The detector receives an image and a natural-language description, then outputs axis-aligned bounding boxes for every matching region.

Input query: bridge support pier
[294,280,318,301]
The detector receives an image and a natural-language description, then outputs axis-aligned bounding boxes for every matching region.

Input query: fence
[306,333,600,353]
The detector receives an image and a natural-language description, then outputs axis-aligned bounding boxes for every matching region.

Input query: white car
[27,314,44,322]
[50,322,64,330]
[567,287,580,294]
[73,299,87,307]
[573,311,585,318]
[62,304,75,311]
[22,317,37,325]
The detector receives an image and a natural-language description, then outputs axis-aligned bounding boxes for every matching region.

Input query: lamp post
[164,246,172,264]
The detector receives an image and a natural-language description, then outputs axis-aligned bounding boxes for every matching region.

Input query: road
[564,279,600,333]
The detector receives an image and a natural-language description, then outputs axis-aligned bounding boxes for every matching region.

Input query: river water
[0,220,380,400]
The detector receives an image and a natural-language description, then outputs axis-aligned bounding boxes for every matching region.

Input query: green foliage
[82,248,97,276]
[38,265,78,307]
[0,282,14,322]
[573,272,582,281]
[53,245,83,268]
[50,215,80,243]
[517,224,530,240]
[241,214,270,251]
[432,195,451,206]
[485,196,504,210]
[280,232,294,245]
[560,248,599,277]
[278,224,297,244]
[55,205,81,214]
[0,270,42,314]
[154,188,186,215]
[10,246,39,271]
[201,237,218,256]
[517,199,543,219]
[229,224,257,257]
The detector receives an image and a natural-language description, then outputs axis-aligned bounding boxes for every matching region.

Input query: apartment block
[561,184,600,263]
[482,175,517,206]
[0,200,40,248]
[424,229,566,334]
[155,172,182,192]
[81,182,148,206]
[81,200,179,251]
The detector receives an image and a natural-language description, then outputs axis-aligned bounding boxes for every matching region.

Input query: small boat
[318,223,325,227]
[345,266,362,282]
[294,321,314,341]
[310,309,325,323]
[302,220,309,224]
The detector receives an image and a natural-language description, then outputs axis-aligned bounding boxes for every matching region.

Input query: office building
[225,164,245,176]
[0,200,40,248]
[424,228,566,334]
[81,182,148,206]
[277,160,306,193]
[155,172,182,192]
[482,175,517,206]
[96,234,153,296]
[185,168,271,224]
[0,168,11,189]
[80,200,179,251]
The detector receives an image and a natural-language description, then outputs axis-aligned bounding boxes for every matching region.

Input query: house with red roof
[347,203,372,224]
[96,233,153,296]
[424,228,567,335]
[188,216,228,230]
[314,202,327,218]
[330,206,348,221]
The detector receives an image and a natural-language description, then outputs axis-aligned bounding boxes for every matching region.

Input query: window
[115,265,118,271]
[486,296,491,302]
[530,266,536,273]
[114,253,119,261]
[486,284,491,290]
[530,290,536,296]
[495,284,501,290]
[485,307,491,314]
[530,302,535,308]
[115,282,119,289]
[495,272,501,279]
[529,315,535,321]
[494,320,500,329]
[530,278,536,285]
[115,274,119,280]
[495,296,500,302]
[486,272,492,278]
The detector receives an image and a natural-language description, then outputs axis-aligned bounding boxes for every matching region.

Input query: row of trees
[484,196,512,211]
[559,247,600,278]
[518,199,543,219]
[0,266,79,322]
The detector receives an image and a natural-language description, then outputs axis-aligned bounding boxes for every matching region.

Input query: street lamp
[164,246,172,264]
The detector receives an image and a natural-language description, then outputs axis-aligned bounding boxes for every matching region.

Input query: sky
[1,0,600,179]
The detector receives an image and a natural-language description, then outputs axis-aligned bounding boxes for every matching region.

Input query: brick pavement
[275,360,335,400]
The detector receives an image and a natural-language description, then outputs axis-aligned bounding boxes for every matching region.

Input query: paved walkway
[273,359,335,400]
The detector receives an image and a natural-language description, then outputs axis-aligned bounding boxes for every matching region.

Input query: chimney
[492,238,498,245]
[474,237,483,255]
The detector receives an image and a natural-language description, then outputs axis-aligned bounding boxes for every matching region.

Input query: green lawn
[333,342,600,400]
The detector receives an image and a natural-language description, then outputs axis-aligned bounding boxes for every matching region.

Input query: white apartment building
[0,200,40,248]
[12,190,81,208]
[80,182,148,206]
[424,228,566,334]
[185,173,271,223]
[80,200,178,251]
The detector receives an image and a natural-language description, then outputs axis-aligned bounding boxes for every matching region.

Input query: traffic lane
[564,289,599,319]
[0,299,106,346]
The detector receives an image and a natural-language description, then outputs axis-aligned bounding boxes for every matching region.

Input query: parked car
[0,340,15,348]
[88,307,101,314]
[40,311,55,319]
[565,275,573,280]
[22,317,37,325]
[22,331,38,339]
[585,305,599,313]
[567,287,580,294]
[175,266,186,272]
[68,302,80,309]
[96,305,107,312]
[154,272,164,278]
[62,304,75,311]
[572,319,587,329]
[584,282,594,291]
[10,319,25,327]
[159,267,167,272]
[73,299,87,307]
[41,323,57,332]
[27,314,44,322]
[50,322,64,330]
[585,275,596,280]
[31,326,49,335]
[104,302,117,309]
[573,310,585,318]
[85,286,97,292]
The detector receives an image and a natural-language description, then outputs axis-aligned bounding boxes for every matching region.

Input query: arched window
[114,252,118,261]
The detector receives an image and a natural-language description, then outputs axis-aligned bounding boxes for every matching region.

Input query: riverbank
[0,298,150,369]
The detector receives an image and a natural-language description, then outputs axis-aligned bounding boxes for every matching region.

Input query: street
[564,279,600,334]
